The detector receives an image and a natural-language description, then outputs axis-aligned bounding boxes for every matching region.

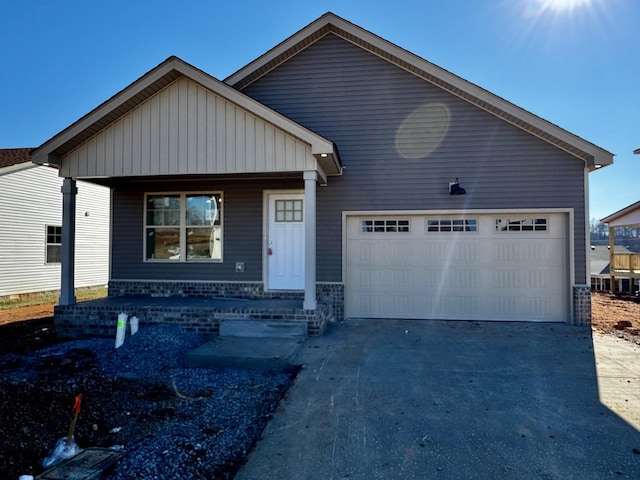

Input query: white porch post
[303,171,317,310]
[59,178,77,306]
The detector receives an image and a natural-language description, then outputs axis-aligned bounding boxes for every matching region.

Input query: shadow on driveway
[237,320,640,479]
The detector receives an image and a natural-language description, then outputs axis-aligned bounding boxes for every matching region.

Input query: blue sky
[1,0,637,222]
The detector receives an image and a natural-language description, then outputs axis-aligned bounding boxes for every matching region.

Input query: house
[590,245,634,292]
[30,13,613,336]
[600,200,640,294]
[0,148,110,300]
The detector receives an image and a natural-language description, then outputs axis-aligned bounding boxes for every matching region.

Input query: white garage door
[345,213,568,322]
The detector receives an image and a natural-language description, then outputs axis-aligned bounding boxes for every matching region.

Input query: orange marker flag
[72,394,82,415]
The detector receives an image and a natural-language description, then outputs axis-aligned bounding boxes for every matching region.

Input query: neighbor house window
[362,219,410,233]
[426,219,477,233]
[495,217,547,232]
[46,225,62,264]
[145,193,222,261]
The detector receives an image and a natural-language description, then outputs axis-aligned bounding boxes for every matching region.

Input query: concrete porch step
[219,319,308,339]
[187,320,308,371]
[185,336,304,372]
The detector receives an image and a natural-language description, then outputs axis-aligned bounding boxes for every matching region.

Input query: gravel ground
[0,325,296,479]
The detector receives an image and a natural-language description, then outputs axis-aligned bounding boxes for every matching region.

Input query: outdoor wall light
[449,178,466,195]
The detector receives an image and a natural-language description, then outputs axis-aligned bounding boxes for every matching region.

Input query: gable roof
[225,12,613,171]
[31,56,342,176]
[601,200,640,227]
[0,148,33,169]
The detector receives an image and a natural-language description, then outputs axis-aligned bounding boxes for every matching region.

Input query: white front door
[267,193,305,290]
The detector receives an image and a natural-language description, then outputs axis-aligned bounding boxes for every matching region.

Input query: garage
[345,212,569,322]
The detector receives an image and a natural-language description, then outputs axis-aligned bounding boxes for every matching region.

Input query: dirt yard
[591,291,640,337]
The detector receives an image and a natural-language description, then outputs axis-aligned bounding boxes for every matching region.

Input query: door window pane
[275,199,303,223]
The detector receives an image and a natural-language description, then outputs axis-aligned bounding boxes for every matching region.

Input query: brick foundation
[54,299,334,339]
[108,280,344,321]
[55,280,344,339]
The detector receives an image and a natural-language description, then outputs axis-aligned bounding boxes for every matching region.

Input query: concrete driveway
[236,320,640,479]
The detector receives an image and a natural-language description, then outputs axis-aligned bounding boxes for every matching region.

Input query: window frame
[144,192,223,263]
[425,218,478,233]
[361,218,411,234]
[494,217,549,233]
[45,225,62,264]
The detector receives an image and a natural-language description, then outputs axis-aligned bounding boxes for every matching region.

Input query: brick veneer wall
[108,281,344,321]
[54,301,334,339]
[53,280,344,339]
[572,285,592,326]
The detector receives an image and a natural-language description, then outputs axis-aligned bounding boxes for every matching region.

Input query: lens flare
[527,0,591,15]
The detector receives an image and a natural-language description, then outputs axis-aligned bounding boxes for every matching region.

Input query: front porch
[54,279,343,339]
[54,295,334,339]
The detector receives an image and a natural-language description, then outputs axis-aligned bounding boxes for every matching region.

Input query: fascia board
[31,58,182,165]
[225,13,612,169]
[32,57,336,168]
[601,200,640,225]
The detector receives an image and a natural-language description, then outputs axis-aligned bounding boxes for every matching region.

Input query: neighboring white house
[0,148,110,298]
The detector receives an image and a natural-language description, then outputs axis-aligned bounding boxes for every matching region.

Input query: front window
[145,193,222,261]
[46,225,62,264]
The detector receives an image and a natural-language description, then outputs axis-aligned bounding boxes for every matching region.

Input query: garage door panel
[346,213,568,322]
[357,267,415,290]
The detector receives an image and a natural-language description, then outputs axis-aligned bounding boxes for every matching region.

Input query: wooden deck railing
[612,253,640,274]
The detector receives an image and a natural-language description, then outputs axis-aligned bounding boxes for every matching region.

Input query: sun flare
[538,0,591,11]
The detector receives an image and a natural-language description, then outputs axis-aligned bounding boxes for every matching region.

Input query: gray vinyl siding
[242,34,587,283]
[0,165,110,296]
[110,178,301,281]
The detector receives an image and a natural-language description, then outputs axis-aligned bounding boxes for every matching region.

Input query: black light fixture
[449,178,466,195]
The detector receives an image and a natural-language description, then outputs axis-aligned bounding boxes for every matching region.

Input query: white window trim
[425,218,478,234]
[361,218,411,234]
[45,224,62,265]
[143,191,223,263]
[494,216,549,233]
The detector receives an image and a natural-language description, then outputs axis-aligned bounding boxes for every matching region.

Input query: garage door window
[362,219,410,233]
[426,219,477,232]
[495,217,547,232]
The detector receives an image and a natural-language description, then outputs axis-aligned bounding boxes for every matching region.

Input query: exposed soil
[0,303,57,326]
[0,292,638,478]
[0,308,294,479]
[591,291,640,337]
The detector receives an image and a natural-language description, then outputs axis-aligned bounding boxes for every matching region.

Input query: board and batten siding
[0,165,110,297]
[242,33,588,284]
[61,77,316,179]
[110,178,300,281]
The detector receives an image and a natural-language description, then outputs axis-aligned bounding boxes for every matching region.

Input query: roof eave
[225,12,613,170]
[601,200,640,224]
[31,56,339,176]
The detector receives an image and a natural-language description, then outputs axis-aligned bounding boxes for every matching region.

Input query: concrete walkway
[236,320,640,480]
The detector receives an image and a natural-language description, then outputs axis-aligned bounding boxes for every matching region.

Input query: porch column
[608,225,616,293]
[303,171,317,310]
[59,178,77,306]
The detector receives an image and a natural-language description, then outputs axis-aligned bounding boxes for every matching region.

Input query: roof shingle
[0,148,33,169]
